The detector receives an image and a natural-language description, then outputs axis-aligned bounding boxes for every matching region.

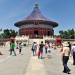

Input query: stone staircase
[29,39,44,45]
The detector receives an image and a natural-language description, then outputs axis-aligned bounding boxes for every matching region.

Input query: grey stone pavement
[0,43,75,75]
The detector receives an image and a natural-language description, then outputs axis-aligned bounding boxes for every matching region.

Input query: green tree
[10,29,18,37]
[0,29,18,38]
[3,29,10,38]
[59,30,64,38]
[70,29,74,39]
[59,29,75,39]
[63,31,68,39]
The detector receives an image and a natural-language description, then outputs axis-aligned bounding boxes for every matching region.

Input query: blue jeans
[45,48,47,54]
[40,48,43,58]
[62,56,70,72]
[73,52,75,65]
[33,49,37,56]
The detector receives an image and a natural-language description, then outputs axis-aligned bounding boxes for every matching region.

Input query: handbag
[37,52,40,56]
[31,47,34,51]
[47,48,51,53]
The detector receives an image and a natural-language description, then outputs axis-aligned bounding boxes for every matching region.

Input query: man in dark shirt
[68,42,71,50]
[39,41,44,59]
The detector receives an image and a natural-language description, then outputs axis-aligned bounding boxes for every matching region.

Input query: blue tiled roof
[14,4,58,27]
[23,4,49,21]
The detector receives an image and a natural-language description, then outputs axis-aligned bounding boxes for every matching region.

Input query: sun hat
[63,41,69,47]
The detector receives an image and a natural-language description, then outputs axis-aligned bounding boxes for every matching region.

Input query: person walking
[61,42,71,74]
[71,42,75,65]
[39,41,44,59]
[45,42,48,54]
[19,42,22,54]
[47,42,51,53]
[32,42,37,56]
[10,41,16,56]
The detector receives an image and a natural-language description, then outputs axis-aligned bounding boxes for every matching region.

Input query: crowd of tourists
[31,41,52,59]
[7,40,75,74]
[31,40,75,74]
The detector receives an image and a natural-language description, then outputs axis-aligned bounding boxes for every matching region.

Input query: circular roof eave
[14,20,58,27]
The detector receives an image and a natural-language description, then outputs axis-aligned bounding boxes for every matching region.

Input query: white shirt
[62,47,70,56]
[71,45,75,52]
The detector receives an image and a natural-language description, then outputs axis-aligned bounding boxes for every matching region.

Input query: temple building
[14,3,58,39]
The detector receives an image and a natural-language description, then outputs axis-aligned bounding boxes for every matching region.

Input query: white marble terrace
[15,35,56,45]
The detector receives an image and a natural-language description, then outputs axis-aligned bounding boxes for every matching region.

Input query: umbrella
[9,37,15,41]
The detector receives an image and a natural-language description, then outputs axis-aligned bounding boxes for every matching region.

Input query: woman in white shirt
[71,42,75,65]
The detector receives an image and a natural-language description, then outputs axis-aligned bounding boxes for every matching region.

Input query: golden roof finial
[35,3,38,7]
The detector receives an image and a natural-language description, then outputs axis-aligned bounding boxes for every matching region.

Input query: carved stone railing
[43,35,56,41]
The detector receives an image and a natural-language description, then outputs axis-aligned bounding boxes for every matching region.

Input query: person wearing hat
[71,42,75,65]
[62,42,71,74]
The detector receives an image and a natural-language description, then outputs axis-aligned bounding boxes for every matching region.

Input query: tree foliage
[0,29,18,38]
[58,29,75,39]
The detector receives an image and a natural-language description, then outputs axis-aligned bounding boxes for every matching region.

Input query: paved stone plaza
[0,43,75,75]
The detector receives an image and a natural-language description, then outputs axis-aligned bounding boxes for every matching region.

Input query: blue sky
[0,0,75,35]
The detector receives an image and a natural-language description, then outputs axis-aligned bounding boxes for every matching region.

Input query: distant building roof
[24,3,48,21]
[14,3,58,27]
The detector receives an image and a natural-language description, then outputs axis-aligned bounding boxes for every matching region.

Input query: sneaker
[67,72,71,74]
[63,71,67,73]
[41,57,43,59]
[38,57,40,59]
[67,70,71,74]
